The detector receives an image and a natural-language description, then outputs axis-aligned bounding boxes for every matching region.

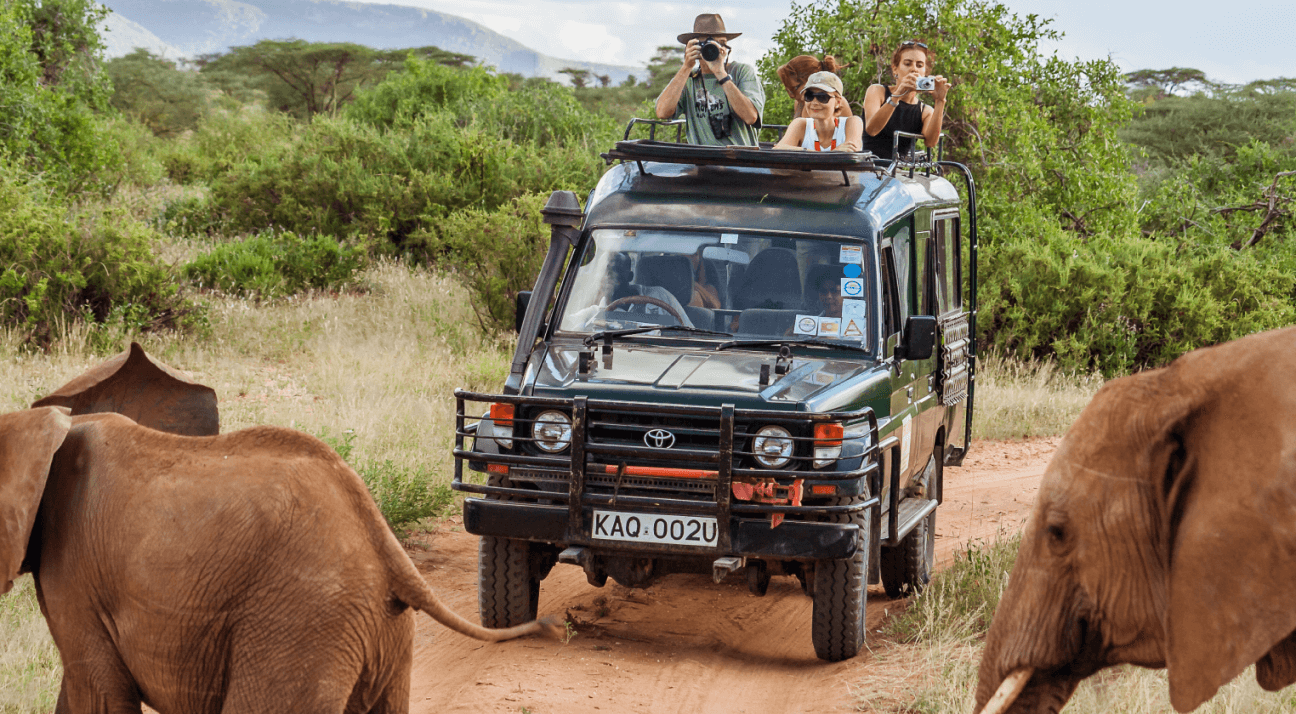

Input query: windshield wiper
[583,325,734,347]
[714,337,870,353]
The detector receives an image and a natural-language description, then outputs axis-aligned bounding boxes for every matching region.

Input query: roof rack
[602,140,883,184]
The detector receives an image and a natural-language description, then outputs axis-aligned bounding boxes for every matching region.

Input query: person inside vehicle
[773,71,864,152]
[776,54,851,120]
[687,247,722,309]
[654,13,765,146]
[813,270,844,318]
[568,253,694,328]
[862,40,951,160]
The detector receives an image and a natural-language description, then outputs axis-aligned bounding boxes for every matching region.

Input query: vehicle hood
[525,342,884,411]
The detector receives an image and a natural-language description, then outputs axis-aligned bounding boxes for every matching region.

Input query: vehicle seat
[633,254,712,328]
[733,248,802,310]
[737,308,798,337]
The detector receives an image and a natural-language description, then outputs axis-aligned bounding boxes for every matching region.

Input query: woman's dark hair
[777,54,851,100]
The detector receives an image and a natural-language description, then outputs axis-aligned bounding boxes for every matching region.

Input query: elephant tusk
[981,668,1033,714]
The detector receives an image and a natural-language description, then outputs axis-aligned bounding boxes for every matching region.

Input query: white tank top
[800,117,847,151]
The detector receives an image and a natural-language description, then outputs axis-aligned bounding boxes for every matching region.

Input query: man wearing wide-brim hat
[654,13,764,146]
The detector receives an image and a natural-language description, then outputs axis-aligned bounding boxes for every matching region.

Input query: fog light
[532,410,572,453]
[752,425,793,469]
[490,403,514,450]
[813,422,843,468]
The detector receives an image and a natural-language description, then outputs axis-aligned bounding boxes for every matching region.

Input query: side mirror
[515,291,532,334]
[899,315,937,361]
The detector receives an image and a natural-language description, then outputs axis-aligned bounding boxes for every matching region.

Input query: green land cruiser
[452,128,978,661]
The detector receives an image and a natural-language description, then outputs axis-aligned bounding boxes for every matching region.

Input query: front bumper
[464,499,860,560]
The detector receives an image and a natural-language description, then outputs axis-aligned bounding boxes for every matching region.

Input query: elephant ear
[32,342,218,436]
[0,407,71,594]
[1162,333,1296,712]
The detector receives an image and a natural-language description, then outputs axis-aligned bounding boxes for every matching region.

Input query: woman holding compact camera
[772,71,864,152]
[862,40,950,160]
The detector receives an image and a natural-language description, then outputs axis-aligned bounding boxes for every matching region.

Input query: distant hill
[99,0,641,85]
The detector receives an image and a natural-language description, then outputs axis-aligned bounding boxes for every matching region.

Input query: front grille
[587,407,749,455]
[510,467,718,500]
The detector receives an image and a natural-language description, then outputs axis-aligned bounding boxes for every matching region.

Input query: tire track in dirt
[406,438,1057,713]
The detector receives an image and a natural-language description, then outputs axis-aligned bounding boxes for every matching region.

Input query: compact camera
[915,76,935,91]
[698,38,723,62]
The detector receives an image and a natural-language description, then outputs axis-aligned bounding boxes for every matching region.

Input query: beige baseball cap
[803,71,844,95]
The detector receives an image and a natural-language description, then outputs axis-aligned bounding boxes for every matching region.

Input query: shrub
[415,193,550,332]
[204,115,598,247]
[0,167,193,347]
[181,231,368,298]
[320,429,456,533]
[979,228,1296,376]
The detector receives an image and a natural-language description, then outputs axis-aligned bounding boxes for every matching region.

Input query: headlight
[752,425,794,469]
[532,410,572,453]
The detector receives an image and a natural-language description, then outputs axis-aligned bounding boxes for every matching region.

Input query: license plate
[591,510,719,547]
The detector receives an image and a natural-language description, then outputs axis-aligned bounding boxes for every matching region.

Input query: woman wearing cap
[773,71,864,152]
[862,40,950,160]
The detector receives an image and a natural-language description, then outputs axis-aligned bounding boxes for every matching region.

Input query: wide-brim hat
[677,13,741,44]
[803,71,844,96]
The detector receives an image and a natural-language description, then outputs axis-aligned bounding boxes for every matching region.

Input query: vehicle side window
[917,228,934,316]
[933,217,961,315]
[880,246,900,338]
[890,222,913,323]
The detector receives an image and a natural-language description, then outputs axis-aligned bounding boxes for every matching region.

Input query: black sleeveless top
[862,86,925,160]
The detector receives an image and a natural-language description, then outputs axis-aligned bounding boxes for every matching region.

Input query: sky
[349,0,1295,86]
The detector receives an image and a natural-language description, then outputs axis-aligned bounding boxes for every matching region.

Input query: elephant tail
[397,573,563,642]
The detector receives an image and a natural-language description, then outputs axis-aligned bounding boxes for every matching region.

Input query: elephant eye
[1046,524,1066,543]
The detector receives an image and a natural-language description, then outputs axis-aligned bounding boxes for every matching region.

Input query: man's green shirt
[669,61,765,146]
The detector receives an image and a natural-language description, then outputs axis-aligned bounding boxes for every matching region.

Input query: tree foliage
[106,49,211,137]
[0,0,119,192]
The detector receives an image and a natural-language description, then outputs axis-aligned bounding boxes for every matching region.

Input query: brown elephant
[975,326,1296,713]
[3,350,554,713]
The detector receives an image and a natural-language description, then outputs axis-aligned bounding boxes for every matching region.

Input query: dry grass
[970,352,1105,441]
[0,576,59,714]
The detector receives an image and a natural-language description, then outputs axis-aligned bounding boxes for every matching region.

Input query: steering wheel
[605,295,685,323]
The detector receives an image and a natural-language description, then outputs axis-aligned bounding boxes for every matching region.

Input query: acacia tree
[1125,67,1211,100]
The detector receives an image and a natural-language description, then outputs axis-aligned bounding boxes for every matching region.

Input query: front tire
[811,494,870,661]
[478,535,539,628]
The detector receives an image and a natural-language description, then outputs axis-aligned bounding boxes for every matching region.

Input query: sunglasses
[901,40,929,49]
[802,90,834,104]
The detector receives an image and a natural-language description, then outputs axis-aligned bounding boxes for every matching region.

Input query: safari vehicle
[451,124,978,661]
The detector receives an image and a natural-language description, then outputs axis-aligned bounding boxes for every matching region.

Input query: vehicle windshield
[557,229,875,352]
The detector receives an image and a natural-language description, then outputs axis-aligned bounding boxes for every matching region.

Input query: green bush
[979,228,1296,376]
[0,167,193,347]
[203,115,598,246]
[320,429,456,533]
[414,193,550,332]
[154,109,297,185]
[182,231,368,298]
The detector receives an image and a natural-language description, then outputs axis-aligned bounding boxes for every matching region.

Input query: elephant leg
[344,614,414,714]
[53,664,143,714]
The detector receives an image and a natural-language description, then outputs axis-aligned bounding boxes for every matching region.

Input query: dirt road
[405,437,1058,714]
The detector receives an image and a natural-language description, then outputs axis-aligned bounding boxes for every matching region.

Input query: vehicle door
[879,216,929,488]
[931,210,971,458]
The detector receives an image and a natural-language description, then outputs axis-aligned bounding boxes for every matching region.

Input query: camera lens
[699,40,721,62]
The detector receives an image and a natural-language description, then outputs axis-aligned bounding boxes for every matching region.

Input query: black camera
[698,38,722,62]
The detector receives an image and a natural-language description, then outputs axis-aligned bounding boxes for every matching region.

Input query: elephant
[3,349,555,713]
[976,326,1296,714]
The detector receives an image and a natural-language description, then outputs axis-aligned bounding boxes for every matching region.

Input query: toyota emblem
[644,429,676,449]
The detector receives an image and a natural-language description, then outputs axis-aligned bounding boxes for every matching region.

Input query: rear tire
[811,494,870,661]
[478,535,539,628]
[881,453,938,598]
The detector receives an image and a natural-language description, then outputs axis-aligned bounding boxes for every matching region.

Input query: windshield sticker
[839,245,862,264]
[843,263,862,278]
[721,233,739,244]
[842,299,866,322]
[842,318,866,340]
[818,318,841,338]
[841,278,864,298]
[794,315,819,336]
